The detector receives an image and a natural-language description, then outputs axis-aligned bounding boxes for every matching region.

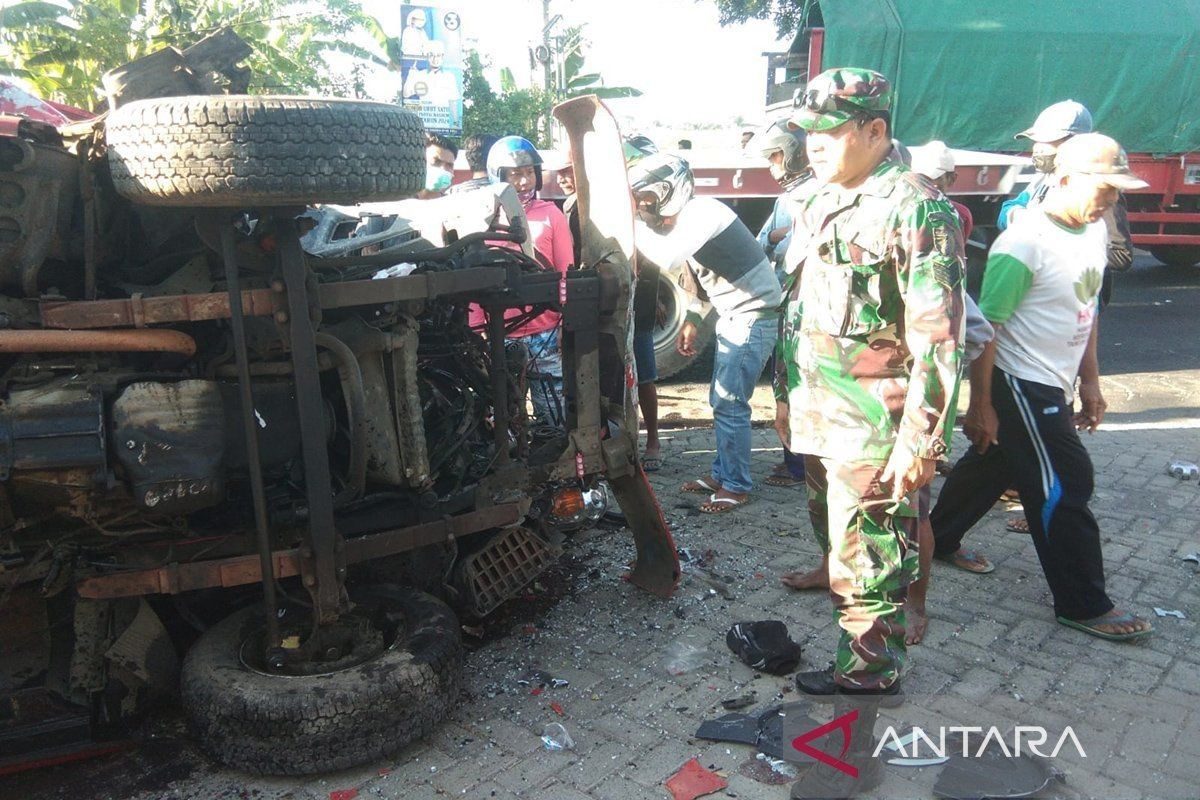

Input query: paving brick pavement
[7,416,1197,800]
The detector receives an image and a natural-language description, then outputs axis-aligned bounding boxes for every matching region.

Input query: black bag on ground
[725,621,803,675]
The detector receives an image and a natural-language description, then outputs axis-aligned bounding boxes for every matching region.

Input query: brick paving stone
[587,774,663,800]
[620,740,709,788]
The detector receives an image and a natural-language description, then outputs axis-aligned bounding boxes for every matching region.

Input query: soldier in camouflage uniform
[775,67,965,799]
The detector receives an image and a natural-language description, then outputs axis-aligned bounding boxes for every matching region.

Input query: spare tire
[106,96,425,207]
[181,584,462,775]
[653,265,716,379]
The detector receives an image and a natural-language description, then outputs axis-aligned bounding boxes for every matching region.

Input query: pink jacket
[469,199,574,337]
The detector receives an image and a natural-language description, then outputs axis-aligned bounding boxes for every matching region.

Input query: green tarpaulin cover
[812,0,1200,153]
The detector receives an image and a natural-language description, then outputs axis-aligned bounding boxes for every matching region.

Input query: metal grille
[460,527,561,617]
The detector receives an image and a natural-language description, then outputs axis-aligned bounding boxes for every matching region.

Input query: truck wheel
[1149,246,1200,268]
[652,269,716,379]
[106,96,425,207]
[181,584,462,775]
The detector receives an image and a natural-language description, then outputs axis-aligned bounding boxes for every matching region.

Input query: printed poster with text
[395,5,464,135]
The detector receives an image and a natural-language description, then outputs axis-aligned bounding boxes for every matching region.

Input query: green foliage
[710,0,817,37]
[0,0,369,109]
[461,50,547,146]
[557,25,641,101]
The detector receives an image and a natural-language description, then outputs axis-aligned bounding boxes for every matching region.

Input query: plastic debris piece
[665,757,728,800]
[720,692,757,710]
[1167,460,1199,480]
[664,641,707,675]
[377,768,391,777]
[1154,607,1185,618]
[550,702,565,716]
[933,732,1064,799]
[695,713,760,745]
[540,722,575,751]
[329,790,358,800]
[550,678,570,689]
[530,687,544,696]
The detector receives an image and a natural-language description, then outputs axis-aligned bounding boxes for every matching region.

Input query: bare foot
[905,604,928,645]
[781,560,829,590]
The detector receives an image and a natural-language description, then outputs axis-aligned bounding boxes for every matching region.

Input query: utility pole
[541,0,554,147]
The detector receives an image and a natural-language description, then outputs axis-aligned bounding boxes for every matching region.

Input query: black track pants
[930,367,1114,621]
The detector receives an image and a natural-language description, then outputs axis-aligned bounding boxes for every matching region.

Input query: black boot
[790,695,885,799]
[795,665,905,709]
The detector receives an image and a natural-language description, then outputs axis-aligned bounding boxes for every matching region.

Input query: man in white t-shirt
[931,133,1153,642]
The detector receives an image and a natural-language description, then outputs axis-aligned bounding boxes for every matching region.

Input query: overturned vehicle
[0,42,677,775]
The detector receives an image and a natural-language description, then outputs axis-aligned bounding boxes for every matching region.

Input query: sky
[360,0,791,129]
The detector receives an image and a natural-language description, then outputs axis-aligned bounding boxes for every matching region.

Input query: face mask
[769,163,790,184]
[425,166,452,193]
[517,188,536,207]
[1032,153,1056,174]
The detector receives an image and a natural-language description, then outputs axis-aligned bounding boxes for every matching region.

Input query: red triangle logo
[791,709,859,778]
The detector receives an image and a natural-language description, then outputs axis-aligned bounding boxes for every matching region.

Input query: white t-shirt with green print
[978,210,1107,398]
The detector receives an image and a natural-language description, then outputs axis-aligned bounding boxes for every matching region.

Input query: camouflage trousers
[804,455,919,690]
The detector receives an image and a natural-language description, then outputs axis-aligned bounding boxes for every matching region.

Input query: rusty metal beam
[74,503,524,600]
[39,289,279,329]
[316,267,507,309]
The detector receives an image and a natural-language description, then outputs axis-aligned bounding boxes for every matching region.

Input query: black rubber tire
[181,584,462,775]
[653,266,717,380]
[106,95,425,207]
[1149,245,1200,268]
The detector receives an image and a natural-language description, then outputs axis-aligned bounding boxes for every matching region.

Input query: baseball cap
[1016,100,1093,143]
[788,67,892,132]
[910,140,956,179]
[1053,133,1148,190]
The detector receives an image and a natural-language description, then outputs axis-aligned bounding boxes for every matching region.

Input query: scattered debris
[665,758,728,800]
[1181,551,1200,573]
[550,702,565,716]
[726,621,804,674]
[721,692,758,710]
[540,723,575,751]
[695,703,820,765]
[329,790,358,800]
[695,713,760,745]
[933,733,1066,799]
[664,641,708,675]
[1167,461,1199,481]
[1154,607,1185,619]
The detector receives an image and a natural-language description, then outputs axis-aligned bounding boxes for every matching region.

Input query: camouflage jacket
[776,160,966,463]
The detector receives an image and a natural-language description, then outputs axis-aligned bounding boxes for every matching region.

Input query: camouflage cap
[788,67,892,132]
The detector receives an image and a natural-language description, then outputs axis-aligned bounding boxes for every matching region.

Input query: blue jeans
[710,314,778,494]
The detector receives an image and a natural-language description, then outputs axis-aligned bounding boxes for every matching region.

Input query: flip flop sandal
[934,549,995,574]
[765,473,805,487]
[1006,518,1031,534]
[682,477,720,494]
[642,456,663,472]
[1057,612,1154,642]
[699,493,750,514]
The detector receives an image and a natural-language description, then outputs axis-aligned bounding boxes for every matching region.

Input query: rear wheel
[181,584,462,775]
[652,267,716,379]
[1149,246,1200,268]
